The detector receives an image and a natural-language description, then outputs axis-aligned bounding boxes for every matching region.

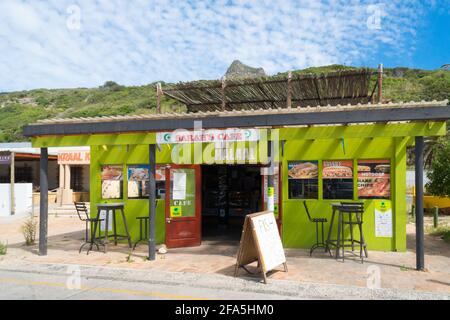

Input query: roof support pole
[39,147,48,256]
[156,83,162,113]
[10,152,15,215]
[287,71,292,108]
[148,144,156,261]
[377,63,383,103]
[415,136,425,271]
[221,77,226,111]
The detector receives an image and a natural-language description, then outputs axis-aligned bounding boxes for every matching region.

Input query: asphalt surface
[0,262,448,300]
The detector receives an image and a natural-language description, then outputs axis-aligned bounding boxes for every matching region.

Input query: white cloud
[0,0,445,91]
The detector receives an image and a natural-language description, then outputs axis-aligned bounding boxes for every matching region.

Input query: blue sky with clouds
[0,0,449,92]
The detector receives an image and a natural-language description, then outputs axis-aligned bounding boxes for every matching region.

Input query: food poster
[288,161,318,179]
[322,160,353,179]
[101,165,123,199]
[357,160,390,199]
[170,169,196,217]
[127,165,166,198]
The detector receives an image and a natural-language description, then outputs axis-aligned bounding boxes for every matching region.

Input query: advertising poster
[288,161,318,179]
[101,165,123,199]
[322,160,353,179]
[358,160,390,199]
[127,165,166,199]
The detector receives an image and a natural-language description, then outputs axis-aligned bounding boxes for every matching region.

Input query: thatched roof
[163,69,375,112]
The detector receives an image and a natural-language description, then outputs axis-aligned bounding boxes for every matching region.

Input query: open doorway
[201,165,262,242]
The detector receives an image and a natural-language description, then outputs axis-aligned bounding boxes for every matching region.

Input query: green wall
[90,144,172,244]
[31,121,446,251]
[281,136,407,251]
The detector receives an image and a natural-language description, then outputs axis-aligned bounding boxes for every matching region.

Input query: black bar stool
[95,203,132,253]
[74,202,104,254]
[303,201,328,256]
[133,216,149,250]
[326,202,368,262]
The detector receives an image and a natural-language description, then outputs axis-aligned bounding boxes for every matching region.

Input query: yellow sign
[170,206,182,217]
[267,187,274,197]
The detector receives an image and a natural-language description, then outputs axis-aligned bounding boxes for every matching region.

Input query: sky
[0,0,449,92]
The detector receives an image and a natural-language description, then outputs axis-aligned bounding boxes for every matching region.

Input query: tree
[99,81,123,92]
[426,137,450,197]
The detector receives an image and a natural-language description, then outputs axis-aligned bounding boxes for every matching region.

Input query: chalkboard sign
[234,211,287,283]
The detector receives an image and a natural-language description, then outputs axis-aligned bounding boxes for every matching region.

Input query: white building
[0,142,90,216]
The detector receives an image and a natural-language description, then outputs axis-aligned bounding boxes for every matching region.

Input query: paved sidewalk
[0,261,447,300]
[0,216,449,297]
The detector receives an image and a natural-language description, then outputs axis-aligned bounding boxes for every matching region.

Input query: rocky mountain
[224,60,266,79]
[0,64,448,142]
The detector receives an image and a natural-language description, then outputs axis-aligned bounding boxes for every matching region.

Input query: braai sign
[235,211,287,283]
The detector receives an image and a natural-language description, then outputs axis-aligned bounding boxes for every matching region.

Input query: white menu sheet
[375,208,392,237]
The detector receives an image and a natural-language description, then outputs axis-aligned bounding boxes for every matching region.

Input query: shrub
[0,241,7,255]
[21,218,37,246]
[426,138,450,198]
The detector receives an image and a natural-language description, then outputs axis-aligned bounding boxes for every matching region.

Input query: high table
[325,202,366,260]
[94,203,132,253]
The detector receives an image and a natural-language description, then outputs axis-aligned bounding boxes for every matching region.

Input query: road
[0,267,298,300]
[0,262,447,300]
[0,268,293,300]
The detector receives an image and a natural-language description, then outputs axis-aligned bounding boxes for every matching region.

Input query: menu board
[101,165,123,199]
[287,161,319,199]
[235,211,287,284]
[374,200,393,237]
[323,160,353,199]
[358,160,390,199]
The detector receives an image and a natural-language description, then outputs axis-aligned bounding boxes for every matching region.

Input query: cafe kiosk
[24,70,450,271]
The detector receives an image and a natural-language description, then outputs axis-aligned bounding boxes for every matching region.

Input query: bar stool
[95,203,132,253]
[303,201,328,256]
[74,202,104,254]
[133,216,149,250]
[327,202,368,262]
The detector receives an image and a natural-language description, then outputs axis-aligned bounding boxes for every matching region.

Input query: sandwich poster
[322,160,353,179]
[288,161,318,179]
[357,160,390,199]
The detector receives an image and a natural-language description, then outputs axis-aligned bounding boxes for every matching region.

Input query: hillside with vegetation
[0,64,449,142]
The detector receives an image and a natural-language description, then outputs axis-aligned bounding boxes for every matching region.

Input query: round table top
[96,203,125,209]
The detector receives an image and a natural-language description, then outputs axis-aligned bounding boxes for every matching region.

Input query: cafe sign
[157,129,259,144]
[58,150,90,165]
[0,154,11,165]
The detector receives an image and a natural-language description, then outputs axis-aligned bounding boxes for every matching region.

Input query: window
[101,165,123,199]
[358,160,391,199]
[323,160,354,199]
[127,165,166,200]
[70,166,84,192]
[15,166,32,183]
[288,161,319,199]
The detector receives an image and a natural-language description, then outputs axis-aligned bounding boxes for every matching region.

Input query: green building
[24,70,450,269]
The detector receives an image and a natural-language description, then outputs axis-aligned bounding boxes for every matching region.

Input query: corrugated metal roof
[33,100,449,126]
